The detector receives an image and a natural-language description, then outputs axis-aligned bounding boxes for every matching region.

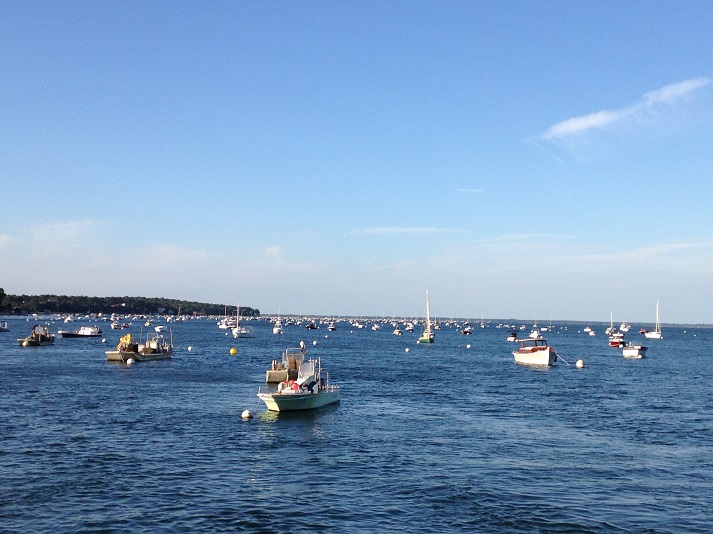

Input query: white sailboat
[417,290,434,344]
[644,300,663,339]
[232,297,256,338]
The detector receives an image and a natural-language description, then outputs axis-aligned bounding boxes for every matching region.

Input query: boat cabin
[517,338,549,350]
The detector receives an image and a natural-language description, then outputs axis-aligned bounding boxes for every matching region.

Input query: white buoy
[312,340,317,346]
[466,344,471,349]
[576,359,585,368]
[101,338,106,343]
[324,335,328,339]
[187,346,192,351]
[126,358,135,365]
[405,347,410,353]
[241,410,253,419]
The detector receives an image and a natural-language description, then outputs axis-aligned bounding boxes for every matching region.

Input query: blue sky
[2,1,713,323]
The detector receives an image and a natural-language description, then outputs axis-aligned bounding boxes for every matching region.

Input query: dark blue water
[1,317,711,532]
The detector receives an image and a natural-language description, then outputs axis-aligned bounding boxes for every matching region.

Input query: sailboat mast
[425,290,431,334]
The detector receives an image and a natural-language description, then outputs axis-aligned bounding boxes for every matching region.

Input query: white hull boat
[644,300,663,339]
[232,325,256,338]
[513,337,557,366]
[622,344,647,359]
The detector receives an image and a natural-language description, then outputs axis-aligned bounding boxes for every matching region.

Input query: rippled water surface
[1,317,712,532]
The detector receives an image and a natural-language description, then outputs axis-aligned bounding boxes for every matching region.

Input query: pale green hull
[257,389,340,412]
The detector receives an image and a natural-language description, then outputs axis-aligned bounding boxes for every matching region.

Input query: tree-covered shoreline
[0,289,259,317]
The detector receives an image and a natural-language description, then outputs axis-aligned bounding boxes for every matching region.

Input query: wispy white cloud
[262,245,285,259]
[540,77,711,141]
[353,227,466,236]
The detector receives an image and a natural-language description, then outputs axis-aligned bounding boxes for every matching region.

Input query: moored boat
[512,337,557,366]
[622,343,647,359]
[644,300,663,339]
[417,290,435,344]
[257,356,340,412]
[105,331,173,363]
[608,330,625,347]
[18,325,55,346]
[58,325,103,338]
[0,321,9,332]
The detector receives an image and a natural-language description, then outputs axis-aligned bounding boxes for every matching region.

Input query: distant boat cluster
[2,297,668,411]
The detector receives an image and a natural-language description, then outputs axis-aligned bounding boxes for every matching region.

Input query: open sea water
[1,316,712,533]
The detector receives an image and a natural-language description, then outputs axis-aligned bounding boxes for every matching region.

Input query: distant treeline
[0,289,259,317]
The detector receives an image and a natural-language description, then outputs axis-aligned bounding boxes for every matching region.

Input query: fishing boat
[512,337,557,366]
[105,331,173,363]
[417,290,435,343]
[18,325,55,346]
[257,356,340,412]
[506,329,518,342]
[58,325,103,337]
[265,343,306,383]
[644,300,663,339]
[272,319,283,335]
[622,343,648,359]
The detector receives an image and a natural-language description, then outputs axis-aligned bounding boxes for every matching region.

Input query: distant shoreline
[0,293,259,318]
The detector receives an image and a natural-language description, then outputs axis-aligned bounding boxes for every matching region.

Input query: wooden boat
[257,356,340,412]
[512,337,557,366]
[105,331,173,363]
[18,325,55,346]
[417,290,435,343]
